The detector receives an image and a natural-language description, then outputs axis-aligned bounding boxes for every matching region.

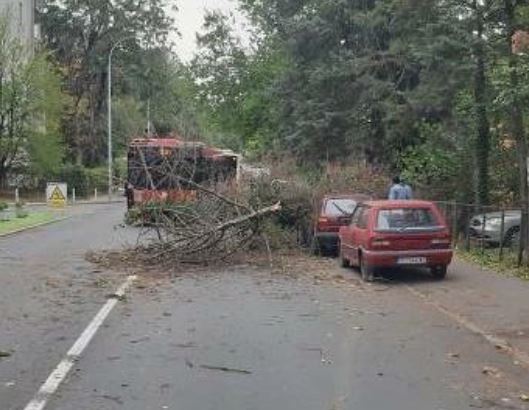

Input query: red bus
[126,136,240,209]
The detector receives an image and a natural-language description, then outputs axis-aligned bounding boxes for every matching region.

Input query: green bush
[85,167,108,190]
[15,202,28,219]
[0,202,10,222]
[57,164,111,198]
[58,164,89,197]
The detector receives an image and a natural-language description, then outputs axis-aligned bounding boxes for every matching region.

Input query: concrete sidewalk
[400,257,529,365]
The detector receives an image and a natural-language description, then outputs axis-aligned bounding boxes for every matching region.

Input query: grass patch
[457,247,529,280]
[0,211,58,235]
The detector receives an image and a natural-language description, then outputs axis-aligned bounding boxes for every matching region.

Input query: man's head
[392,176,401,185]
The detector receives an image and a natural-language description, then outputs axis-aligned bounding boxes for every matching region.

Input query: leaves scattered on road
[482,366,501,378]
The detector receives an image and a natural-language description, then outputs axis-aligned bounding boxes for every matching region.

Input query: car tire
[431,265,448,280]
[503,226,521,248]
[360,255,374,282]
[339,242,350,268]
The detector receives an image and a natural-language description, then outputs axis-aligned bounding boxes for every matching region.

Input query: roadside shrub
[313,163,389,200]
[15,202,28,219]
[58,164,89,197]
[57,165,110,198]
[85,167,108,191]
[240,160,390,250]
[0,202,9,222]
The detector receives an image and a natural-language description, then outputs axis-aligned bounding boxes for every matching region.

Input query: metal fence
[435,201,526,265]
[0,183,113,204]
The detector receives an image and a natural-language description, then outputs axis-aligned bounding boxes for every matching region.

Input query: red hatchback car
[338,200,453,281]
[313,194,371,255]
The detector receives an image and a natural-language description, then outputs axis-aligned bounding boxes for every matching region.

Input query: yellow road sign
[50,186,66,202]
[47,183,67,208]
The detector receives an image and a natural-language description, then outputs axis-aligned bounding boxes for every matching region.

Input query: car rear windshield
[324,199,358,217]
[376,208,441,232]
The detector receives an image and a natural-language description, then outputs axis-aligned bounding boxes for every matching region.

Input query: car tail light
[318,217,329,224]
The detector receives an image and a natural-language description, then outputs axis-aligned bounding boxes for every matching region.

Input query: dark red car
[313,194,371,255]
[338,200,453,281]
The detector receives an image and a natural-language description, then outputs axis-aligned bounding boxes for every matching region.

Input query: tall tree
[472,0,492,205]
[38,0,174,165]
[502,0,529,262]
[0,16,64,187]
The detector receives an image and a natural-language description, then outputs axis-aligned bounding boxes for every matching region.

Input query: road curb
[0,216,71,238]
[406,285,529,370]
[6,200,125,207]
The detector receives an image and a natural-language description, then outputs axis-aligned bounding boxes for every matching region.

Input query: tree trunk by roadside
[0,163,7,190]
[473,0,491,206]
[503,0,529,265]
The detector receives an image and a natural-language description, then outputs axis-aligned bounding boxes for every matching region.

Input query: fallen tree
[126,144,286,264]
[135,197,282,264]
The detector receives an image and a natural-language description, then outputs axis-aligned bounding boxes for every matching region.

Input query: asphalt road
[2,203,529,410]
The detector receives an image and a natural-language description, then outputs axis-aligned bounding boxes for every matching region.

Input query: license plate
[398,257,427,265]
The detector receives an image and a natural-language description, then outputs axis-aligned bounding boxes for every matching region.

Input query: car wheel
[503,226,521,248]
[431,265,447,280]
[360,255,374,282]
[339,242,350,268]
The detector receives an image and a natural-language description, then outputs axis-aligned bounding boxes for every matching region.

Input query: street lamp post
[107,37,134,201]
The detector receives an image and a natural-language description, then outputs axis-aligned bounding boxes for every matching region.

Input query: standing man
[125,180,134,209]
[389,176,413,200]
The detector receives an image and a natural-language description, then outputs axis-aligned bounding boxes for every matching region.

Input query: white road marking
[406,285,529,369]
[23,275,137,410]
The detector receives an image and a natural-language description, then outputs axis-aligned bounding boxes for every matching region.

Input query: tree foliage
[0,16,64,186]
[190,0,529,205]
[38,0,175,165]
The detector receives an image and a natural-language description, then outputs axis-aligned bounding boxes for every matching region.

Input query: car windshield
[376,208,441,231]
[324,199,358,216]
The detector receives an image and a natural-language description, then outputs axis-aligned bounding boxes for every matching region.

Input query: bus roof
[129,138,203,148]
[129,138,239,160]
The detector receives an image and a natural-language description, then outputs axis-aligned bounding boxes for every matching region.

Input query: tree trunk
[504,0,529,265]
[0,163,7,190]
[473,0,490,206]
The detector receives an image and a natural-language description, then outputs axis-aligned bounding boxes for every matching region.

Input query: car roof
[364,200,436,209]
[323,194,372,201]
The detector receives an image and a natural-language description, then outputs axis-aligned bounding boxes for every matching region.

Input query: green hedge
[57,164,109,197]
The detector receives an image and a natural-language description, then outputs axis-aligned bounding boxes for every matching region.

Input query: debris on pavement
[107,293,127,301]
[174,342,197,349]
[0,351,12,358]
[298,346,332,364]
[199,364,253,375]
[494,343,509,352]
[520,394,529,402]
[129,336,150,344]
[481,366,501,378]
